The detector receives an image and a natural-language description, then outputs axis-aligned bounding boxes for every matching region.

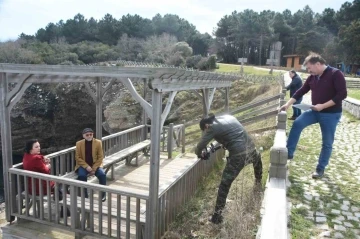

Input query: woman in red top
[22,139,54,195]
[22,139,70,217]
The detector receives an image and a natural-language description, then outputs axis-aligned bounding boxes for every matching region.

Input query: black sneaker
[102,193,106,202]
[209,213,223,224]
[312,170,324,179]
[60,207,71,218]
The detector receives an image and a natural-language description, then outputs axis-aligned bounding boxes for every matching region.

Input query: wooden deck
[1,152,199,239]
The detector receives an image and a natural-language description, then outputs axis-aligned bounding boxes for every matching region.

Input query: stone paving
[287,95,360,239]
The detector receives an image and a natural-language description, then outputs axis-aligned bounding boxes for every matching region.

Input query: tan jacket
[75,138,104,171]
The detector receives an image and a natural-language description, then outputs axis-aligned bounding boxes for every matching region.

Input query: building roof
[283,54,302,58]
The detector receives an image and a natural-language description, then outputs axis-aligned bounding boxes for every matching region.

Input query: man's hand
[86,166,92,172]
[89,170,95,176]
[311,104,325,111]
[279,103,289,112]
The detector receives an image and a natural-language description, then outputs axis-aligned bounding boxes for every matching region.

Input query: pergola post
[202,88,210,117]
[0,73,14,222]
[142,79,148,140]
[146,89,162,238]
[225,87,230,113]
[95,78,103,140]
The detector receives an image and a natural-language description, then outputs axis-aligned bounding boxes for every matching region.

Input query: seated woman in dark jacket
[23,139,70,217]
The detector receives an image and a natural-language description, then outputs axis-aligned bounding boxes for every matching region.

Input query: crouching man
[195,114,262,224]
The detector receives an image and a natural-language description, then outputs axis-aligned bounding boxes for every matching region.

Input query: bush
[185,55,202,68]
[196,58,209,70]
[166,52,185,66]
[207,55,217,69]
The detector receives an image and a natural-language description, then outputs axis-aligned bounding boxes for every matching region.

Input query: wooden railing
[8,167,148,239]
[161,123,186,158]
[156,143,224,237]
[258,74,289,239]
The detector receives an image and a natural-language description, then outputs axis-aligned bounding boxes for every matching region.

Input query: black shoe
[312,170,324,179]
[60,207,71,218]
[102,194,106,202]
[209,213,223,224]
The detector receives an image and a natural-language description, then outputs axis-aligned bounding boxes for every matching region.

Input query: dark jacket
[286,74,303,97]
[195,115,255,157]
[23,153,54,195]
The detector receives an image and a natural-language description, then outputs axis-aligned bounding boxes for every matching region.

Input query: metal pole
[96,77,103,140]
[0,73,13,221]
[146,89,162,238]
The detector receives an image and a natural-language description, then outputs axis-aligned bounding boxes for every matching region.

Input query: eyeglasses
[85,133,93,137]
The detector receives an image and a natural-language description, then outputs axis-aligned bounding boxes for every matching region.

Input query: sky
[0,0,347,41]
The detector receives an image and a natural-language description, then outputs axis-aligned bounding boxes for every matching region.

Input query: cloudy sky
[0,0,346,41]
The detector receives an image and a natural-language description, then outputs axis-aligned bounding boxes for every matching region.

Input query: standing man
[75,128,107,201]
[286,70,303,120]
[280,52,347,179]
[195,114,262,224]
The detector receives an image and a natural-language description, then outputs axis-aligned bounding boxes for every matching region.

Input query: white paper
[292,103,314,111]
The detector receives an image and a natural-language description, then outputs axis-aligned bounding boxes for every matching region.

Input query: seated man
[75,128,107,201]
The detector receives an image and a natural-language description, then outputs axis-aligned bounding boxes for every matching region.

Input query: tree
[338,19,360,63]
[97,14,121,45]
[62,14,90,44]
[171,42,193,58]
[120,14,153,38]
[316,8,339,36]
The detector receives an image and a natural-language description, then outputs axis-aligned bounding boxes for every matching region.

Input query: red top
[22,153,54,195]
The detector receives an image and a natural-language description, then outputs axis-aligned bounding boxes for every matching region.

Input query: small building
[283,55,303,71]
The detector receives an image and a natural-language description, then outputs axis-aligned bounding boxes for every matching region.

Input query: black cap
[82,128,94,134]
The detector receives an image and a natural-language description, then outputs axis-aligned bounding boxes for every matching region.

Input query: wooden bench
[62,140,151,181]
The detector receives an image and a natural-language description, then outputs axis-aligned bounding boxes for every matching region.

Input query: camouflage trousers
[214,149,262,215]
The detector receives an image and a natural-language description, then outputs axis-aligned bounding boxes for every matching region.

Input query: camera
[200,143,222,160]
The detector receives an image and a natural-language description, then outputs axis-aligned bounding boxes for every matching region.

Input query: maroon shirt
[85,140,93,167]
[293,66,347,113]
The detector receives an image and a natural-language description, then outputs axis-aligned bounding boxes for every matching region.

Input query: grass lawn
[215,63,281,76]
[347,89,360,100]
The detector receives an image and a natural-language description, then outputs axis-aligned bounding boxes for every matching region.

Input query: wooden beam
[120,78,152,118]
[160,91,178,130]
[8,83,32,111]
[101,78,116,96]
[147,89,162,239]
[5,74,31,106]
[208,88,216,112]
[0,73,14,222]
[224,87,230,113]
[202,89,209,118]
[96,78,103,140]
[84,83,97,102]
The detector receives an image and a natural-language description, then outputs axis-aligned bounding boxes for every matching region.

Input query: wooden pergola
[0,63,238,238]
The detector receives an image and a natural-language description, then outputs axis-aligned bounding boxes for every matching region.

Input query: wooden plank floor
[1,152,199,239]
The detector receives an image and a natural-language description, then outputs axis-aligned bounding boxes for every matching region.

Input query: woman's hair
[25,139,39,154]
[199,113,216,131]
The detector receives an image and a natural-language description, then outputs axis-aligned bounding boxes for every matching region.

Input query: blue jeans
[292,97,303,118]
[77,167,107,197]
[287,110,341,172]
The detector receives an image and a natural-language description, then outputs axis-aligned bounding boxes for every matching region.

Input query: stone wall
[343,97,360,119]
